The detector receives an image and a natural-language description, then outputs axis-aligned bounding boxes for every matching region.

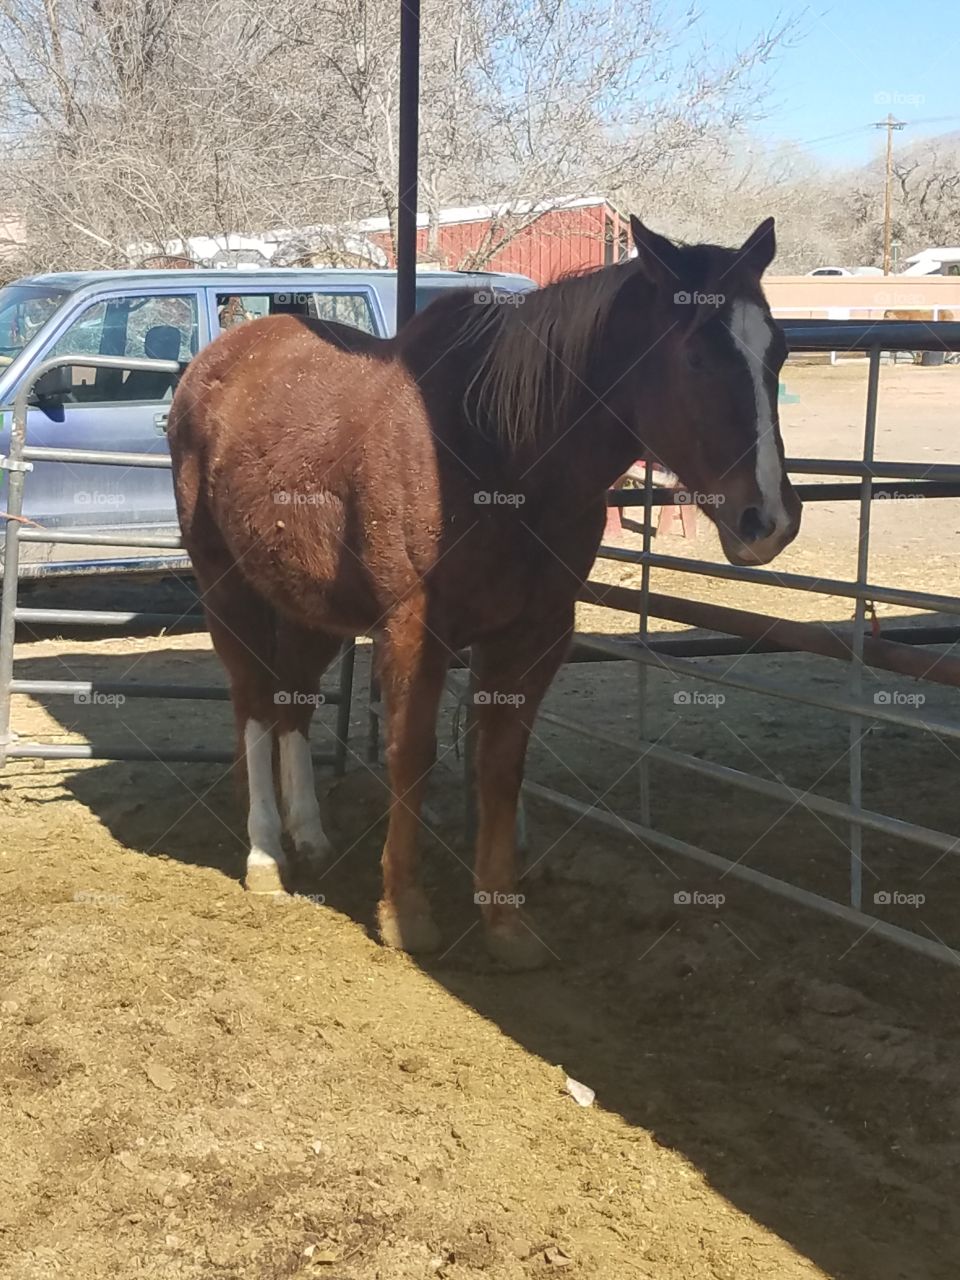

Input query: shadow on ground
[9,642,960,1280]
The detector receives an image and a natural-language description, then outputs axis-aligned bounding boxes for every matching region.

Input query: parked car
[0,267,535,585]
[806,266,882,278]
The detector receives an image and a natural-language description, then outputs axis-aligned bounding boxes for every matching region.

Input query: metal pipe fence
[6,329,960,968]
[0,354,355,773]
[505,319,960,966]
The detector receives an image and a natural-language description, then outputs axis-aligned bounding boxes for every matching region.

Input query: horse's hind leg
[273,622,342,869]
[471,606,575,969]
[202,581,289,894]
[376,600,450,953]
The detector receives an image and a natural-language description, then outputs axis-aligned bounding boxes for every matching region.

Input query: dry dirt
[2,360,960,1280]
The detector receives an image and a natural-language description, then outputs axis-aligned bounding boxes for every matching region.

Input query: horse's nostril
[739,506,776,543]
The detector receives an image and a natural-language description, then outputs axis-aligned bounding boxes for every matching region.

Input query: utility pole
[872,114,906,274]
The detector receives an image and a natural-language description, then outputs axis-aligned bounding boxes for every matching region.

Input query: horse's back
[170,313,389,443]
[169,313,394,504]
[167,312,440,631]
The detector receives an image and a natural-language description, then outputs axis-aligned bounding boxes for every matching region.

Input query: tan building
[765,274,960,321]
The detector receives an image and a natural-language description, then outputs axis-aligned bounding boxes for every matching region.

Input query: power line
[796,113,960,153]
[797,125,876,148]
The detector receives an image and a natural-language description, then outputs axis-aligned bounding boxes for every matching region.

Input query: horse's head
[605,216,801,566]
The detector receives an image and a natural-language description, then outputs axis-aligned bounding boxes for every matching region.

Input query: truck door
[16,290,201,539]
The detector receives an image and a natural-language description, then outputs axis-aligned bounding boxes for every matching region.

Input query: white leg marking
[729,299,788,531]
[279,730,331,862]
[244,719,286,889]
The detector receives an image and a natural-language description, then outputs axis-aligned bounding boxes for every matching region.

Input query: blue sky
[702,0,960,167]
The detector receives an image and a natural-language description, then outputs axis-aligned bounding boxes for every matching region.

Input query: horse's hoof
[377,894,442,954]
[244,860,287,896]
[485,917,551,970]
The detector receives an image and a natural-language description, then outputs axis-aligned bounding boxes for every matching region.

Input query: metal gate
[502,319,960,967]
[7,331,960,969]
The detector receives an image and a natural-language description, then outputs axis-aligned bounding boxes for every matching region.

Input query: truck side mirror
[27,364,73,407]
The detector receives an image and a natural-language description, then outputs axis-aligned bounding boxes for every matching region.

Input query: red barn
[358,196,631,286]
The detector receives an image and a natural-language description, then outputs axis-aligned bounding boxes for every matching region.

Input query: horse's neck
[507,408,639,508]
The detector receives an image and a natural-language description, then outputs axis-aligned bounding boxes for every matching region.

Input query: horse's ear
[630,216,683,292]
[739,217,776,276]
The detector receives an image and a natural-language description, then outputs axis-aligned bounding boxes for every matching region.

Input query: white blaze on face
[729,299,788,534]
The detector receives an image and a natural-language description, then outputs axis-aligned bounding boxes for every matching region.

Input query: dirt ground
[2,360,960,1280]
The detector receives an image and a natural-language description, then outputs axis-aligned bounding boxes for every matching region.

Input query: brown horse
[168,215,801,969]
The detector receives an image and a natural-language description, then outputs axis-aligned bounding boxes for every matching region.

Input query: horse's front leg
[471,606,574,969]
[376,602,451,953]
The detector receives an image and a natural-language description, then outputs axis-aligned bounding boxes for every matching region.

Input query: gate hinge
[0,455,33,473]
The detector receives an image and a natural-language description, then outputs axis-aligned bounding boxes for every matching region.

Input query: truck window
[0,284,69,367]
[215,291,375,335]
[46,294,198,403]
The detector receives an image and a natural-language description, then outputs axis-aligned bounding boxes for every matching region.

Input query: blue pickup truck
[0,267,534,585]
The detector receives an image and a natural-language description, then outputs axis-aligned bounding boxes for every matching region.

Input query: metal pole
[368,0,421,765]
[7,742,337,767]
[581,580,960,688]
[335,639,356,775]
[636,456,654,825]
[396,0,421,330]
[0,398,28,768]
[596,546,960,618]
[463,648,479,841]
[882,116,895,276]
[848,345,882,909]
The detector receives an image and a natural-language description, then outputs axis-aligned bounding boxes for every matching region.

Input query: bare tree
[0,0,801,275]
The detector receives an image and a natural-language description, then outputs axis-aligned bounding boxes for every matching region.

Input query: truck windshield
[0,284,69,366]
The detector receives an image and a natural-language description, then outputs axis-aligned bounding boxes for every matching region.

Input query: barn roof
[356,195,618,233]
